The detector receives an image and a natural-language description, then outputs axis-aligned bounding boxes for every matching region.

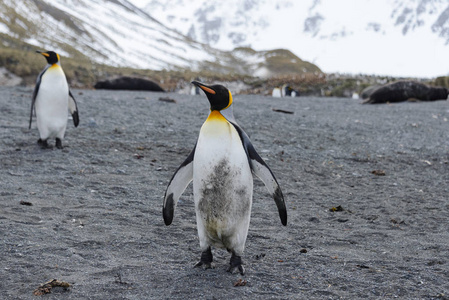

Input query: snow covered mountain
[0,0,213,70]
[135,0,449,78]
[0,0,319,78]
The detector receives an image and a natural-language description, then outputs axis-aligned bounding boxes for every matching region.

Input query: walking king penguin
[29,51,79,149]
[163,81,287,275]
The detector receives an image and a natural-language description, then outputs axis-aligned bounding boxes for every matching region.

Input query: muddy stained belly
[195,158,252,243]
[194,115,253,245]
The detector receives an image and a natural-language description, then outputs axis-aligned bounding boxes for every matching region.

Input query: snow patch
[0,22,9,34]
[133,0,449,77]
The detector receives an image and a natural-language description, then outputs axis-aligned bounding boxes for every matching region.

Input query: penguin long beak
[192,81,216,95]
[36,50,49,57]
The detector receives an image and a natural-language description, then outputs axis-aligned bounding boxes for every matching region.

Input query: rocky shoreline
[1,86,448,299]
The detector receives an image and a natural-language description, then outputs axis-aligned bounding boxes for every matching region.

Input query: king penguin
[29,50,79,149]
[163,81,287,275]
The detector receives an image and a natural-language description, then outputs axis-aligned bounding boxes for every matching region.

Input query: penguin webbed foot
[55,138,63,149]
[228,252,245,275]
[194,247,214,270]
[37,139,50,149]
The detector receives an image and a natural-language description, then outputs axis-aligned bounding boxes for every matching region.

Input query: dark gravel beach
[1,86,448,299]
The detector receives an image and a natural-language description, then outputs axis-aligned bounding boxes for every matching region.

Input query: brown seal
[94,76,165,92]
[363,81,448,104]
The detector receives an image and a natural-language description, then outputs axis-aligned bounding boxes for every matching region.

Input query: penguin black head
[192,81,232,111]
[36,50,60,65]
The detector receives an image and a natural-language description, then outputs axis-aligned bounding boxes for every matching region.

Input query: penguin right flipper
[69,90,79,127]
[163,145,196,225]
[232,124,287,226]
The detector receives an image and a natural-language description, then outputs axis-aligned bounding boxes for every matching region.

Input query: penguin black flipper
[163,144,196,225]
[232,123,287,226]
[29,66,49,129]
[69,90,79,127]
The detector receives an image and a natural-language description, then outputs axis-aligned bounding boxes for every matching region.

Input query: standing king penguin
[163,81,287,275]
[30,51,79,149]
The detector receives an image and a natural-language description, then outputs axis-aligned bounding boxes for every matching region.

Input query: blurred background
[1,0,449,96]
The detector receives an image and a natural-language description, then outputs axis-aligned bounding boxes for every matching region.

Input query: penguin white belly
[193,111,253,254]
[35,66,69,140]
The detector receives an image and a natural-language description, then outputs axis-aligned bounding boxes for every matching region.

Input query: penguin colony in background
[30,51,79,149]
[163,81,287,275]
[272,84,300,97]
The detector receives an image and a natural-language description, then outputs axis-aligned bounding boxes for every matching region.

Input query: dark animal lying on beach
[360,85,380,100]
[94,76,165,92]
[362,81,448,104]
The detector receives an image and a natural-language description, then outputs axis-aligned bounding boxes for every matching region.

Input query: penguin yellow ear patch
[225,90,233,109]
[199,85,216,95]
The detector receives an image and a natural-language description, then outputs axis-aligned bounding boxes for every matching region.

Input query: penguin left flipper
[29,93,36,129]
[29,66,49,129]
[69,90,79,127]
[232,123,287,226]
[163,145,196,225]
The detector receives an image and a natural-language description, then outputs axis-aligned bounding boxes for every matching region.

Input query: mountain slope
[0,0,320,82]
[0,0,213,70]
[137,0,449,77]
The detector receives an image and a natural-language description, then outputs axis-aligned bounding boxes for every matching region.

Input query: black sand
[1,86,448,299]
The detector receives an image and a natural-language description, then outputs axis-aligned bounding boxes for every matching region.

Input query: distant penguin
[163,81,287,275]
[283,84,291,97]
[190,85,200,95]
[272,87,282,97]
[272,84,299,97]
[283,84,300,97]
[30,51,79,149]
[190,77,202,95]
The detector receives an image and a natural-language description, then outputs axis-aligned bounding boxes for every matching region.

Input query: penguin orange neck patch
[206,110,227,122]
